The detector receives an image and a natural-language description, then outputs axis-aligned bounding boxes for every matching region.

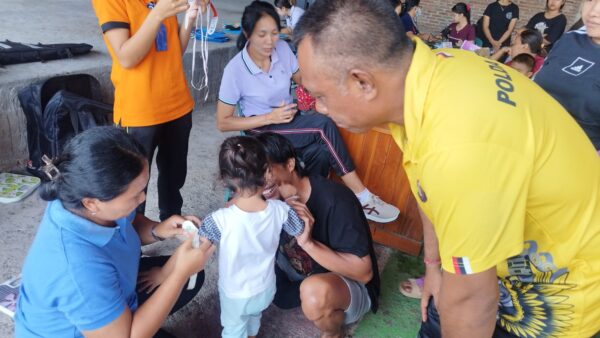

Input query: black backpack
[0,40,92,66]
[17,74,113,179]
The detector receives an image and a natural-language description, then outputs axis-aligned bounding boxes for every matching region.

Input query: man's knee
[299,274,347,320]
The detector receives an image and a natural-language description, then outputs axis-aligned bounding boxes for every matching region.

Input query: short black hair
[451,2,471,23]
[219,136,269,194]
[511,53,535,72]
[274,0,293,9]
[254,132,306,177]
[293,0,413,78]
[404,0,420,13]
[237,1,282,50]
[39,126,146,210]
[519,28,543,55]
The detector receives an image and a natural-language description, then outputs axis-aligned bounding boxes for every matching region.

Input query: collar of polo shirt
[49,200,126,247]
[241,42,280,75]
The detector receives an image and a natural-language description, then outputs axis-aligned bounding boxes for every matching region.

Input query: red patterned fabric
[295,85,316,111]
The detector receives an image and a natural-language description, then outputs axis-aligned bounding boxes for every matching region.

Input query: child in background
[199,136,305,338]
[510,53,535,77]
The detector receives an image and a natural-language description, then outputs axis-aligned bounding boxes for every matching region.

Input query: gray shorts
[276,254,372,324]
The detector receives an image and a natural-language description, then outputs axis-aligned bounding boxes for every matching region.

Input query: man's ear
[348,69,377,101]
[286,158,296,173]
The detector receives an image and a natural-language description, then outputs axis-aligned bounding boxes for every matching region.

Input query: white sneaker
[362,195,400,223]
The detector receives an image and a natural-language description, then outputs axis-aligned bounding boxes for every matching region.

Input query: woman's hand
[186,0,210,23]
[154,215,202,240]
[154,0,190,21]
[173,236,216,278]
[137,267,167,294]
[267,102,297,125]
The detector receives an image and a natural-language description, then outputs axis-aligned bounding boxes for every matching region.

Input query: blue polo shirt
[15,200,140,338]
[218,39,299,117]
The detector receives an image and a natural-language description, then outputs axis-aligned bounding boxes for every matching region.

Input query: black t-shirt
[526,12,567,51]
[276,175,380,312]
[534,29,600,149]
[482,1,519,47]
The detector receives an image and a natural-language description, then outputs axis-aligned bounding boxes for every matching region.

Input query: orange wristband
[424,257,441,265]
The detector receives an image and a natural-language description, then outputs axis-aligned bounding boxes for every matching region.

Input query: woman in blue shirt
[14,127,215,338]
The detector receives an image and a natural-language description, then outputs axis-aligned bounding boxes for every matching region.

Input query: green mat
[353,252,424,338]
[353,252,600,338]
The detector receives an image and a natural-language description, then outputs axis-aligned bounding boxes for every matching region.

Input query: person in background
[535,0,600,153]
[481,0,519,52]
[509,53,535,77]
[274,0,305,35]
[217,0,400,223]
[491,28,545,74]
[91,0,208,221]
[445,2,476,46]
[525,0,567,52]
[14,127,215,338]
[400,0,436,42]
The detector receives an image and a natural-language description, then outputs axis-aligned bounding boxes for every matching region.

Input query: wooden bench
[339,125,423,256]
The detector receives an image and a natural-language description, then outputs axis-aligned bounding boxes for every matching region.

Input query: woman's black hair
[237,1,282,50]
[402,0,420,15]
[451,2,471,24]
[254,132,306,177]
[519,28,543,55]
[39,126,146,210]
[219,136,269,194]
[274,0,293,9]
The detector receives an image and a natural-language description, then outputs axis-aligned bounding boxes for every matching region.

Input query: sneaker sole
[364,211,400,223]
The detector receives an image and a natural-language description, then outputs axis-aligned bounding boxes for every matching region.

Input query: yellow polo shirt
[92,0,194,127]
[390,39,600,337]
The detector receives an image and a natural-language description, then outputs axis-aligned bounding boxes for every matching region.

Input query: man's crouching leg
[300,273,351,338]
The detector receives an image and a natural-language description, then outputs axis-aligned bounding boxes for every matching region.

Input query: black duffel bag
[0,40,92,66]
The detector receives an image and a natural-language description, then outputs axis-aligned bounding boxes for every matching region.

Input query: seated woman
[445,2,476,47]
[14,127,215,338]
[399,0,436,42]
[216,0,399,223]
[274,0,305,35]
[490,28,545,74]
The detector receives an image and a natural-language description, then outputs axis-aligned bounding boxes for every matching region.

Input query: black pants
[248,112,355,178]
[137,256,205,338]
[418,297,518,338]
[126,113,192,221]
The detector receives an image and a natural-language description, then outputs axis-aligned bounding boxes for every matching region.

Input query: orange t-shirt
[92,0,194,127]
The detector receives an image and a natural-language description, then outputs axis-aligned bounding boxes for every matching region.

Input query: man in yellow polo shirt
[92,0,206,220]
[293,0,600,337]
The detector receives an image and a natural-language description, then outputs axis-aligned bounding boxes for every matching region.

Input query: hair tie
[466,4,471,12]
[41,154,61,181]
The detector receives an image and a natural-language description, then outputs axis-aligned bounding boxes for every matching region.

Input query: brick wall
[418,0,581,35]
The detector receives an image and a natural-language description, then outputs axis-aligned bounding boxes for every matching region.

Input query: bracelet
[424,257,441,266]
[151,224,165,242]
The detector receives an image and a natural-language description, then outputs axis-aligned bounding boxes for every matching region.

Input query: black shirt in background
[275,175,380,312]
[526,12,567,51]
[482,1,519,47]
